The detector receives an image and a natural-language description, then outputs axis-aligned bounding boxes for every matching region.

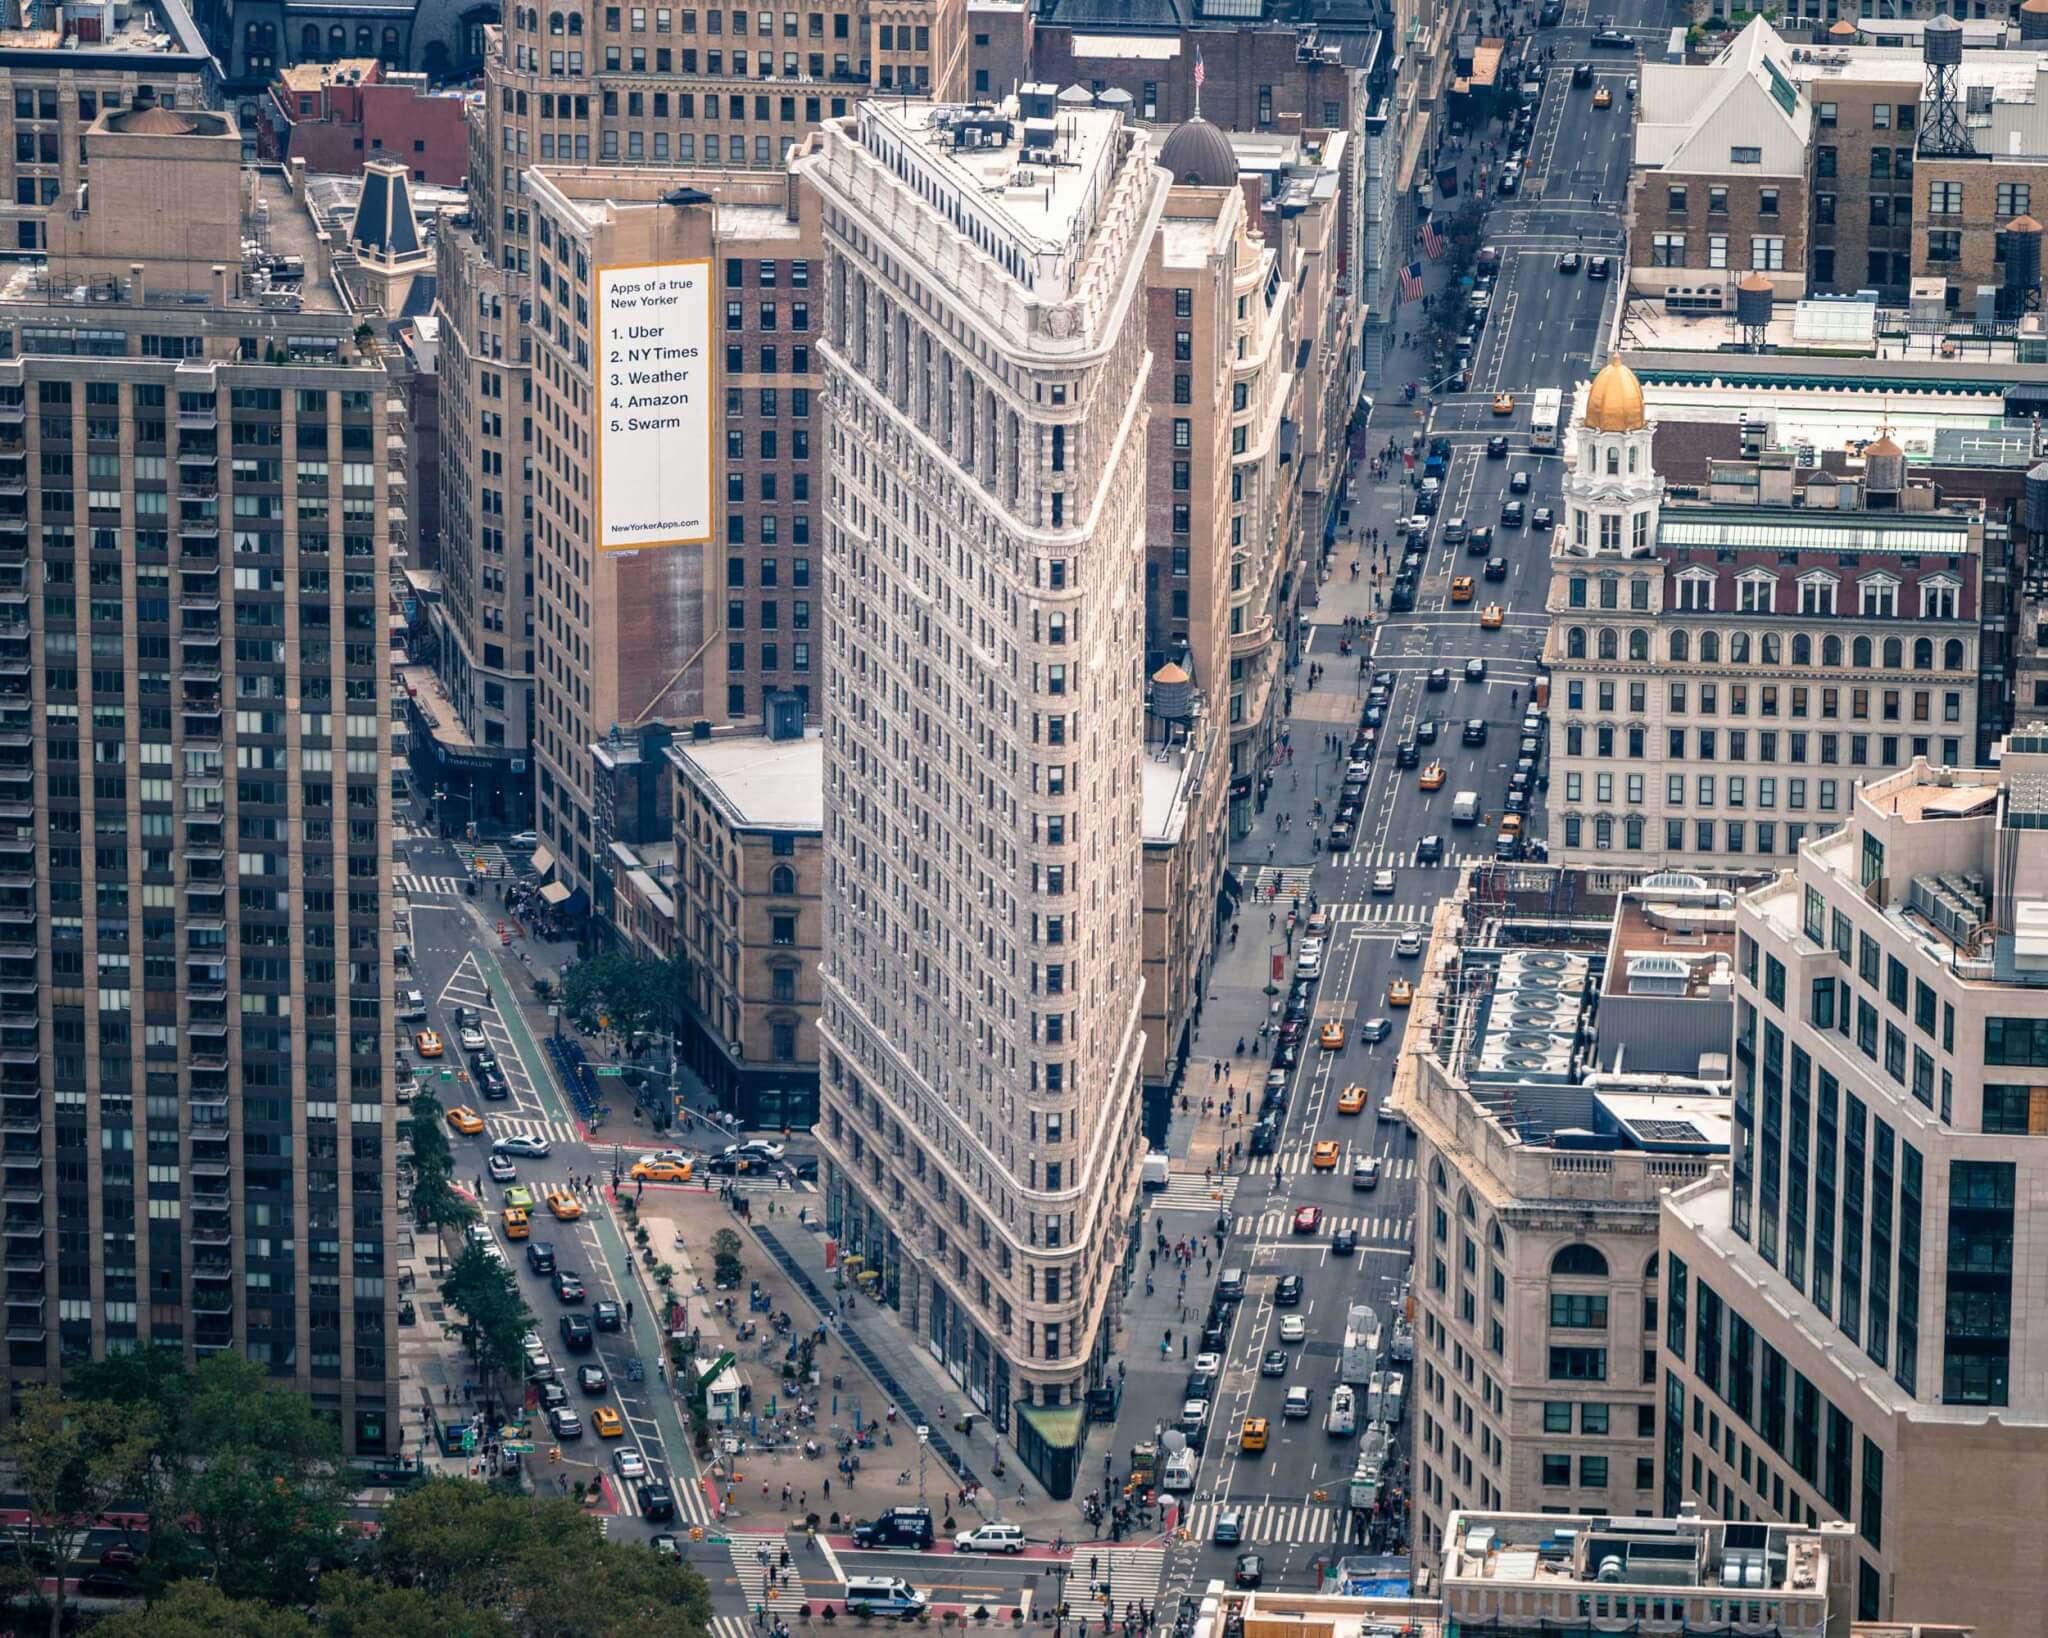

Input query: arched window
[1669,630,1689,663]
[771,865,796,895]
[1551,1244,1609,1277]
[1853,636,1873,668]
[1568,627,1587,660]
[1823,634,1843,667]
[1628,629,1648,662]
[1730,632,1751,664]
[550,9,564,30]
[1645,1253,1659,1280]
[1761,633,1780,665]
[1605,447,1620,475]
[1598,628,1618,661]
[1945,638,1966,670]
[303,22,320,52]
[1883,636,1903,669]
[567,11,582,30]
[382,24,400,55]
[355,23,373,49]
[1700,631,1720,663]
[1792,633,1811,665]
[1491,1223,1506,1252]
[1432,1161,1449,1191]
[329,24,346,51]
[1628,445,1639,473]
[1914,637,1933,669]
[1460,1190,1476,1222]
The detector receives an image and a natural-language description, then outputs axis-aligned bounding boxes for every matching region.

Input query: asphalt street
[1130,4,1675,1605]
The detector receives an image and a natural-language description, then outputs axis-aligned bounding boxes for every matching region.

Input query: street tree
[406,1087,474,1233]
[440,1240,534,1388]
[559,949,688,1041]
[90,1579,316,1638]
[2,1385,158,1638]
[154,1354,354,1605]
[709,1227,744,1288]
[370,1481,712,1637]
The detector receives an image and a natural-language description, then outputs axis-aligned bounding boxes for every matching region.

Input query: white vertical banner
[596,259,714,552]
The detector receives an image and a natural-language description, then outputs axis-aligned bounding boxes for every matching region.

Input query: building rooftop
[399,665,474,749]
[1635,16,1810,175]
[1656,505,1973,558]
[279,56,384,91]
[849,92,1134,299]
[1141,745,1199,846]
[1440,1511,1834,1613]
[1601,880,1738,1001]
[668,731,824,831]
[0,0,211,63]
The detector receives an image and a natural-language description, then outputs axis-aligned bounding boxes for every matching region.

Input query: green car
[503,1183,536,1212]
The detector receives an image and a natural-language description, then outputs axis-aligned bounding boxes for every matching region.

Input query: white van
[1140,1152,1171,1191]
[844,1578,929,1618]
[1161,1448,1197,1492]
[1324,1383,1356,1438]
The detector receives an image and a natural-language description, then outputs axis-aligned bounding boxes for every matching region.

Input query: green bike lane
[471,937,721,1535]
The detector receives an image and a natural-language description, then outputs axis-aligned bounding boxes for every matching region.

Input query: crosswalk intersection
[1073,1546,1164,1616]
[1181,1500,1357,1548]
[1238,1209,1414,1245]
[1146,1175,1240,1214]
[1248,866,1316,902]
[1272,1149,1415,1181]
[484,1113,584,1148]
[728,1530,809,1616]
[1345,844,1490,869]
[1322,901,1427,927]
[395,873,467,897]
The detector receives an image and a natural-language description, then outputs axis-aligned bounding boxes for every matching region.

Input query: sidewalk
[626,1182,1085,1539]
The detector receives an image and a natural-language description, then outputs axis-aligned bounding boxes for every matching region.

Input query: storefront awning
[531,844,556,877]
[539,880,572,905]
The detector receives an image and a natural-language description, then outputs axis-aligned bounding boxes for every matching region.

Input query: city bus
[1531,388,1563,451]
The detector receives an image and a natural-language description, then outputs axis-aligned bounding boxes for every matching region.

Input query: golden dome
[1583,357,1647,434]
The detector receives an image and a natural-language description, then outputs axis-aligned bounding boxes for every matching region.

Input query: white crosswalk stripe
[1074,1546,1164,1616]
[1182,1501,1351,1547]
[1275,1150,1416,1180]
[1236,1210,1414,1244]
[485,1114,583,1147]
[1146,1175,1241,1214]
[395,873,466,897]
[712,1617,757,1638]
[1349,845,1488,869]
[1248,866,1316,902]
[729,1530,808,1616]
[730,1172,821,1196]
[1323,901,1427,926]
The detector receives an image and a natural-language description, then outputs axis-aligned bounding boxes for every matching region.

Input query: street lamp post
[916,1425,929,1509]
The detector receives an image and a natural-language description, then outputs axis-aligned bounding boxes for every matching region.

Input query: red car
[1292,1205,1322,1235]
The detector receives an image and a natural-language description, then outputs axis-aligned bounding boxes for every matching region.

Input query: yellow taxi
[1593,85,1613,108]
[502,1206,530,1239]
[1418,761,1446,791]
[1312,1140,1342,1171]
[445,1104,484,1135]
[546,1190,584,1221]
[1240,1417,1269,1453]
[1450,575,1474,603]
[1337,1084,1367,1115]
[1388,978,1415,1008]
[1480,603,1505,629]
[592,1406,625,1438]
[1492,392,1514,415]
[1502,812,1523,836]
[415,1030,445,1059]
[1318,1020,1346,1051]
[629,1158,693,1184]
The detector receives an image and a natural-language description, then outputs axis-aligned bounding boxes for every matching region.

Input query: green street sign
[594,1066,624,1077]
[501,1440,535,1453]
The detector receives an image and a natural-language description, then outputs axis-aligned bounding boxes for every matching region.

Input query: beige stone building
[1660,741,2048,1632]
[1544,361,1982,879]
[1398,867,1742,1554]
[798,94,1165,1494]
[0,1,218,259]
[665,726,822,1131]
[0,113,398,1450]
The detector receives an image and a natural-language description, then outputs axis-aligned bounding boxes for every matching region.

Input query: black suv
[526,1240,556,1274]
[1248,1118,1279,1156]
[852,1508,936,1550]
[1274,1274,1304,1307]
[559,1314,594,1352]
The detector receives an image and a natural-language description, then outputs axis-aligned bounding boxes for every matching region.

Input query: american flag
[1192,44,1205,91]
[1421,218,1445,260]
[1398,260,1424,303]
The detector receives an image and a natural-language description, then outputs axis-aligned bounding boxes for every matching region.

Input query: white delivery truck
[1341,1303,1383,1387]
[1365,1369,1390,1424]
[1140,1152,1171,1191]
[1324,1383,1357,1438]
[1383,1371,1408,1425]
[1161,1447,1197,1491]
[1451,790,1481,826]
